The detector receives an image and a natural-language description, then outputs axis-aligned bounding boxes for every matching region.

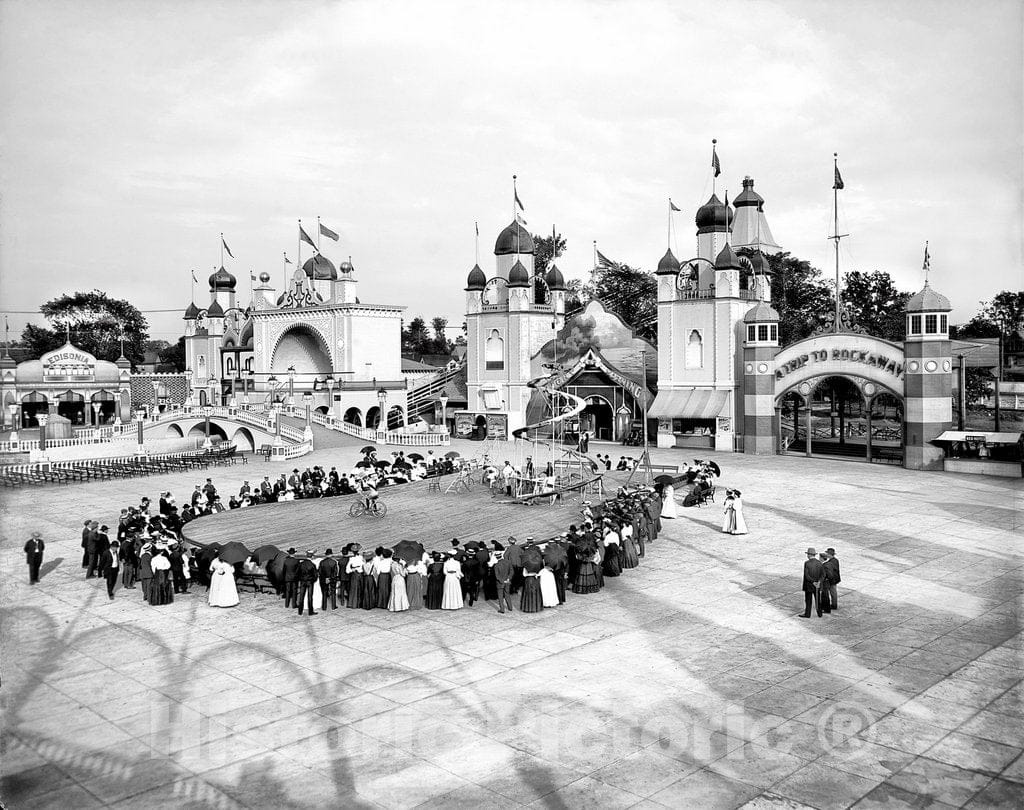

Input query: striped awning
[648,389,729,419]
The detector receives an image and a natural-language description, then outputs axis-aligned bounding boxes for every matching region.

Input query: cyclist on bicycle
[359,476,380,512]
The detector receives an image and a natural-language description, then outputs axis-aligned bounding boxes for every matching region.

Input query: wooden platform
[182,471,632,554]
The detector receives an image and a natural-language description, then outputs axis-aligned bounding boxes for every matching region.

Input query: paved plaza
[1,439,1022,809]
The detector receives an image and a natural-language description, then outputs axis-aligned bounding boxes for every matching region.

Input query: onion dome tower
[466,264,486,291]
[656,248,681,276]
[731,177,782,254]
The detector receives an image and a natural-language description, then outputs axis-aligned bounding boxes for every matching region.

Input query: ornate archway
[269,325,333,374]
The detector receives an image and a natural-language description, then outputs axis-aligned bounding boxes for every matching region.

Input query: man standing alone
[24,531,45,584]
[823,548,841,612]
[799,547,824,618]
[100,541,120,600]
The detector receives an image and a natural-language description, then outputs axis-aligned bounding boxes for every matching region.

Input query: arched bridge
[137,408,311,456]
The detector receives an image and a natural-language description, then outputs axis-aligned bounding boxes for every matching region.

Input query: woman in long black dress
[572,538,601,594]
[375,547,393,609]
[359,550,377,609]
[425,552,445,609]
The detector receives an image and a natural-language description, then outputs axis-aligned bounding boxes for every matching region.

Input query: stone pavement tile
[814,739,916,782]
[890,693,982,730]
[534,774,644,809]
[424,782,523,809]
[77,754,195,805]
[315,691,401,724]
[741,686,825,719]
[355,757,476,810]
[948,660,1023,692]
[14,782,106,810]
[0,733,50,776]
[591,748,699,797]
[776,669,863,700]
[705,742,808,790]
[429,657,509,686]
[850,781,958,809]
[238,710,338,750]
[647,767,762,809]
[400,648,473,674]
[475,752,583,804]
[735,794,818,810]
[859,714,951,757]
[279,678,363,710]
[343,662,424,692]
[895,647,977,676]
[202,756,316,807]
[924,731,1021,776]
[772,760,883,810]
[524,630,591,654]
[964,776,1024,808]
[754,718,844,762]
[172,732,277,775]
[1000,753,1024,785]
[918,678,1010,709]
[885,756,995,807]
[0,761,76,807]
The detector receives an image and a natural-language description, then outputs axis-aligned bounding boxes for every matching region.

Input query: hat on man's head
[492,540,505,550]
[450,539,460,547]
[306,551,316,558]
[507,536,517,544]
[31,530,41,538]
[287,547,296,555]
[806,547,817,556]
[826,548,836,555]
[325,548,333,555]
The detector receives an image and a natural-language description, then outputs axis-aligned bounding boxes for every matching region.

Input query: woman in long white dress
[731,490,748,535]
[388,558,410,612]
[660,484,677,519]
[311,555,324,608]
[208,557,239,608]
[441,555,463,610]
[722,490,736,534]
[539,564,559,608]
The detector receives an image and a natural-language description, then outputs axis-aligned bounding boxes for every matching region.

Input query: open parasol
[355,459,373,468]
[359,446,377,455]
[392,539,426,565]
[217,541,253,566]
[654,474,677,486]
[374,459,392,469]
[706,461,721,476]
[521,545,544,573]
[253,544,281,565]
[444,451,461,459]
[407,453,424,462]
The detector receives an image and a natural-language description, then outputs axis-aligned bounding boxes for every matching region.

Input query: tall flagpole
[282,252,288,291]
[551,223,557,269]
[667,199,671,249]
[220,233,224,267]
[829,153,849,333]
[317,216,322,253]
[512,174,519,259]
[474,222,479,266]
[712,139,718,197]
[297,219,303,283]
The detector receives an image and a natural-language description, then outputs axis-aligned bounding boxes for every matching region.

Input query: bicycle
[349,499,388,518]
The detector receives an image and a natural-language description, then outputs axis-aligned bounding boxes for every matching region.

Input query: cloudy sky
[1,0,1020,346]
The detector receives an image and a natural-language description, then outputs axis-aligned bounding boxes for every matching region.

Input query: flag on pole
[222,236,235,259]
[922,242,930,279]
[514,188,525,212]
[516,212,528,226]
[319,222,340,242]
[191,270,198,283]
[596,249,617,269]
[284,253,292,264]
[299,224,317,249]
[250,273,258,282]
[475,221,479,236]
[669,199,681,212]
[712,141,721,177]
[833,164,844,190]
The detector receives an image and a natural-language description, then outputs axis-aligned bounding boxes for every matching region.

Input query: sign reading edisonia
[776,348,903,380]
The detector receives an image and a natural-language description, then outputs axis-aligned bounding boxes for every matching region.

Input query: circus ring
[181,468,636,557]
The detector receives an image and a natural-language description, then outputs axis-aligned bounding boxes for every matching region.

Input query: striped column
[903,339,952,470]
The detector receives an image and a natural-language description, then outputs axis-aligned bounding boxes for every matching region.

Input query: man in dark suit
[543,537,568,604]
[81,519,92,569]
[24,531,45,584]
[319,549,340,610]
[282,548,300,608]
[503,537,523,594]
[85,521,102,578]
[260,476,273,500]
[492,551,514,613]
[800,547,824,618]
[100,541,120,599]
[823,548,841,611]
[138,543,154,601]
[296,552,318,615]
[462,552,482,606]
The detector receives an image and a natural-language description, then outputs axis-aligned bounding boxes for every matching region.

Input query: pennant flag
[250,273,258,282]
[475,221,479,236]
[516,212,528,226]
[712,142,721,177]
[222,236,235,259]
[833,164,844,190]
[922,242,930,274]
[596,249,617,269]
[319,222,340,241]
[191,270,198,283]
[299,224,317,249]
[284,253,293,265]
[514,188,525,212]
[669,199,681,212]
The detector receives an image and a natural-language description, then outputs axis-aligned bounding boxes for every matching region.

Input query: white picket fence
[310,411,450,447]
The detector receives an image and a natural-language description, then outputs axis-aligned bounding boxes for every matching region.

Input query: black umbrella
[706,461,721,476]
[266,551,288,584]
[463,540,482,551]
[444,451,461,459]
[374,460,392,469]
[408,453,424,462]
[253,544,280,565]
[359,446,377,455]
[654,474,677,486]
[355,459,373,468]
[218,541,252,565]
[392,539,426,564]
[522,545,544,573]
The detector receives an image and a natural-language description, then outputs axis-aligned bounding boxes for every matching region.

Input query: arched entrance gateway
[742,285,953,470]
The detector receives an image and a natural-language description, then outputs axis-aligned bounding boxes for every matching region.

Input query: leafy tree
[533,232,567,274]
[841,270,911,342]
[583,260,657,343]
[565,278,586,313]
[431,317,448,344]
[767,252,833,345]
[158,337,187,372]
[980,291,1024,333]
[402,315,452,356]
[951,316,1000,340]
[20,291,149,365]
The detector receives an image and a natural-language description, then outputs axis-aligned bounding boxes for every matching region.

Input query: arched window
[685,330,703,369]
[485,330,504,370]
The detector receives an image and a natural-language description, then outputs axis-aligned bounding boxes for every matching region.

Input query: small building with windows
[0,342,133,430]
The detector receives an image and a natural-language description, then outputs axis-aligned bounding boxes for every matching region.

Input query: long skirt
[722,508,735,533]
[441,575,463,610]
[360,573,377,610]
[483,568,498,601]
[150,571,174,605]
[425,574,444,610]
[406,573,424,609]
[621,536,639,569]
[539,569,559,608]
[388,576,410,612]
[602,546,622,578]
[520,576,543,612]
[660,486,678,519]
[553,567,566,604]
[573,562,601,594]
[346,570,362,608]
[376,571,392,609]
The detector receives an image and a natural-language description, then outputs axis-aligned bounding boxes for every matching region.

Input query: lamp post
[287,365,296,412]
[91,401,102,428]
[325,375,336,422]
[439,394,449,435]
[9,403,20,444]
[202,405,213,449]
[135,408,147,456]
[303,391,313,426]
[209,377,219,408]
[640,348,651,484]
[243,369,253,407]
[37,412,49,459]
[377,387,388,431]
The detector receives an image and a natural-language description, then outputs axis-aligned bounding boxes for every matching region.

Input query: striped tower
[903,283,952,470]
[742,300,780,454]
